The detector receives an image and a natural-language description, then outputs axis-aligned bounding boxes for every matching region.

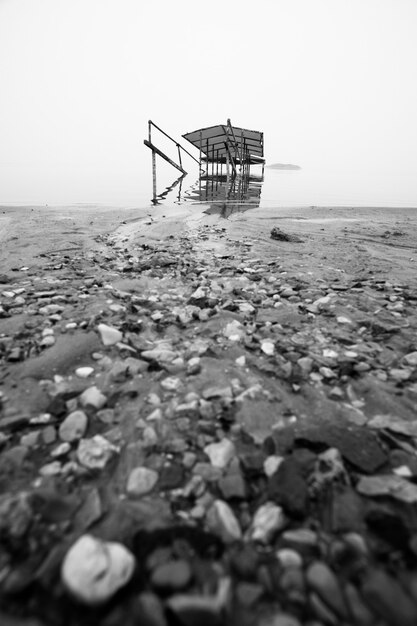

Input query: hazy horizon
[1,0,417,207]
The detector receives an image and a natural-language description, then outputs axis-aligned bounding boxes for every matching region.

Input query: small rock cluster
[0,224,417,625]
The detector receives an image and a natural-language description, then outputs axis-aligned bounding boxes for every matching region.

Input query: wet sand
[1,204,416,286]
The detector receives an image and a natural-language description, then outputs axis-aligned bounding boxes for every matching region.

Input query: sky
[0,0,417,205]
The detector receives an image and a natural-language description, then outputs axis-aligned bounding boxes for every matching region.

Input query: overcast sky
[1,0,416,205]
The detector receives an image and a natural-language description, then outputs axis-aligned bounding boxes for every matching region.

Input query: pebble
[276,548,303,568]
[306,561,348,619]
[39,461,62,476]
[204,438,236,468]
[151,559,192,591]
[206,499,242,543]
[261,340,275,355]
[126,467,159,497]
[61,534,135,605]
[59,410,88,442]
[403,351,417,366]
[250,502,286,543]
[76,435,118,470]
[79,386,107,410]
[264,455,284,477]
[75,366,94,378]
[97,323,123,346]
[50,442,71,457]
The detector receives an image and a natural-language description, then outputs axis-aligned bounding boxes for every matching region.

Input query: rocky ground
[1,204,417,625]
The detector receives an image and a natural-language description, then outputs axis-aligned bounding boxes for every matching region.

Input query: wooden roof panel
[182,123,264,159]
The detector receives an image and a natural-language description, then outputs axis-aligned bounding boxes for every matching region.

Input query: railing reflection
[150,165,264,217]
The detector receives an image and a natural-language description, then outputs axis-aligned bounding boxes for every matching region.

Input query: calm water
[150,164,417,211]
[1,161,417,210]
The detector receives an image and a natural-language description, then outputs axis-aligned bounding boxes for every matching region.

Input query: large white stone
[97,323,123,346]
[204,439,235,469]
[59,410,88,442]
[61,534,135,604]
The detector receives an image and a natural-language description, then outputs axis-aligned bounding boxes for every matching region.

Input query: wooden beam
[144,140,187,175]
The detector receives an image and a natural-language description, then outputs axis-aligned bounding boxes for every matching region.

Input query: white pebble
[75,366,94,378]
[264,455,284,477]
[250,502,286,543]
[126,467,159,496]
[206,499,242,543]
[79,386,107,410]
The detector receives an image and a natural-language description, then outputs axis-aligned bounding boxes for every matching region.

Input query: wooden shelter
[182,119,265,177]
[143,119,265,203]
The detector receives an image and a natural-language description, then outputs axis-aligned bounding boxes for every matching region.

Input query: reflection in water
[151,166,265,217]
[151,173,186,205]
[185,169,264,218]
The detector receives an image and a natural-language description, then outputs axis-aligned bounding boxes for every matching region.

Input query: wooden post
[152,150,157,204]
[199,131,203,174]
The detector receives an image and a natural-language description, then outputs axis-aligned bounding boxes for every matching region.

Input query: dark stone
[325,485,364,533]
[268,456,309,518]
[238,450,266,476]
[133,527,224,565]
[263,426,295,456]
[158,462,185,491]
[365,508,411,553]
[0,414,30,431]
[295,423,387,473]
[218,472,247,500]
[30,488,81,523]
[229,544,260,581]
[291,447,317,478]
[270,227,304,243]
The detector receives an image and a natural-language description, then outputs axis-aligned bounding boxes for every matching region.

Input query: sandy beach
[1,201,417,625]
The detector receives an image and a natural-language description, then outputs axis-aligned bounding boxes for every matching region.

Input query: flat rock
[356,474,417,503]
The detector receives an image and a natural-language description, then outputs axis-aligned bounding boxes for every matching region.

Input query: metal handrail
[148,120,200,165]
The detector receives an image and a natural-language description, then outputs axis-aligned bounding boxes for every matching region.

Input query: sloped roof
[182,123,264,160]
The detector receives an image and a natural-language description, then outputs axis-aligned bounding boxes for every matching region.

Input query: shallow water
[2,161,417,210]
[151,164,417,212]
